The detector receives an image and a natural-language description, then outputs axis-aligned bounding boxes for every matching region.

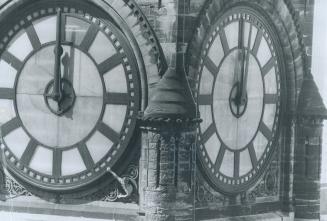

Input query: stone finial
[297,73,327,119]
[143,67,197,121]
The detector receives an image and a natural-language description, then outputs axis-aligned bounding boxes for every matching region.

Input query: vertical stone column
[281,115,296,214]
[294,74,327,220]
[294,117,323,220]
[139,121,197,221]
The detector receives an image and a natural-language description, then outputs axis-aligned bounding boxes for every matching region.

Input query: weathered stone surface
[297,73,327,118]
[139,125,197,221]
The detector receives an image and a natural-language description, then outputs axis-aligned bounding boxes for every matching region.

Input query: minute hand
[240,24,253,105]
[53,9,63,102]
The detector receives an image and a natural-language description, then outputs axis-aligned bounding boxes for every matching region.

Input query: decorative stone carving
[195,153,279,208]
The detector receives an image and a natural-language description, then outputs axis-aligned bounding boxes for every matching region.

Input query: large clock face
[197,7,282,193]
[0,3,140,190]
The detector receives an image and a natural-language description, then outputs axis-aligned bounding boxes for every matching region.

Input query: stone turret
[294,73,327,221]
[139,66,199,221]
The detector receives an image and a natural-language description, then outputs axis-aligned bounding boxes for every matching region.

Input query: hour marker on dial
[252,30,263,56]
[259,122,273,140]
[234,151,240,178]
[247,142,258,167]
[204,56,219,76]
[214,145,226,172]
[53,149,63,177]
[97,122,120,144]
[99,54,122,75]
[198,94,212,105]
[20,139,38,166]
[219,29,230,55]
[105,92,129,105]
[1,117,20,137]
[80,25,99,52]
[264,94,278,104]
[1,51,23,71]
[262,57,275,77]
[25,24,42,50]
[77,142,95,170]
[201,123,216,144]
[0,88,14,100]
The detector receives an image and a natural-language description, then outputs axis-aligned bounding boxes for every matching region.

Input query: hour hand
[239,22,253,106]
[52,8,63,102]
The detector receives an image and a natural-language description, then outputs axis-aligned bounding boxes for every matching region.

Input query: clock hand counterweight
[52,8,64,102]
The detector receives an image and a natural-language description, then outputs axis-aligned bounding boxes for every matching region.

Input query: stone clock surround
[0,0,325,221]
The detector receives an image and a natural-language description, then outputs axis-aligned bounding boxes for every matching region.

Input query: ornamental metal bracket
[106,167,134,199]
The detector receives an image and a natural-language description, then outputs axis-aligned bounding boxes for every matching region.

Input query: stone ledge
[202,212,292,221]
[0,196,139,220]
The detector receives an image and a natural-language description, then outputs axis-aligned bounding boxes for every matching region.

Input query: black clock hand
[235,18,245,112]
[52,8,63,102]
[239,23,253,106]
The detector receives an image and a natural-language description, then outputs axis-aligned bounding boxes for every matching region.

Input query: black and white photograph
[0,0,326,220]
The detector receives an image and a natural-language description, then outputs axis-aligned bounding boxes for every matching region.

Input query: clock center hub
[44,79,76,116]
[229,83,248,118]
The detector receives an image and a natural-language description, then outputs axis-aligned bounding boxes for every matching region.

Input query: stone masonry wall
[292,0,315,72]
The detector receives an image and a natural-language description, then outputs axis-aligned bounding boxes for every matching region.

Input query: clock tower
[0,0,325,220]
